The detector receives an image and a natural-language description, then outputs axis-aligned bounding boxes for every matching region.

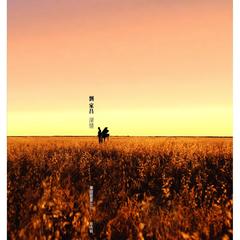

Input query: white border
[233,0,240,238]
[0,0,238,239]
[0,0,7,238]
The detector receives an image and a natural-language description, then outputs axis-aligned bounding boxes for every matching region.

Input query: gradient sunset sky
[8,0,232,136]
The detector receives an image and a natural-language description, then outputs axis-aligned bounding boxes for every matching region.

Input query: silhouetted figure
[101,127,110,142]
[98,127,102,143]
[97,127,110,143]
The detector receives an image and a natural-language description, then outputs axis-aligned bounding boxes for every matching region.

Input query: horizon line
[7,135,233,138]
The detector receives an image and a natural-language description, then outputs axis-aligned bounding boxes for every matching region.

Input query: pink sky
[8,0,232,136]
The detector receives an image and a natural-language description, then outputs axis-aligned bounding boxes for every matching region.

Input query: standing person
[98,127,102,143]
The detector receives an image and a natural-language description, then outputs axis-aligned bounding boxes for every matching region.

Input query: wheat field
[7,137,232,240]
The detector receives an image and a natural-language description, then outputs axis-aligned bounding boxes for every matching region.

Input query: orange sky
[8,0,232,136]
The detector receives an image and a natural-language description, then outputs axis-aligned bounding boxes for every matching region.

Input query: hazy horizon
[7,135,233,138]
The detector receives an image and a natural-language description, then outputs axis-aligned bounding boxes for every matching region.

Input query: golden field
[7,137,232,240]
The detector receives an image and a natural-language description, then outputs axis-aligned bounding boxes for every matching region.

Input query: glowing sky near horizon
[8,0,232,136]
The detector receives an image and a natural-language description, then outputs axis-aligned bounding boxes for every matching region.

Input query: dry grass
[7,137,232,240]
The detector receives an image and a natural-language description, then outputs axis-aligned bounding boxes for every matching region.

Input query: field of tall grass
[7,137,232,240]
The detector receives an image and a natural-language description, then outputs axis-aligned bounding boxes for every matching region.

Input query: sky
[8,0,232,136]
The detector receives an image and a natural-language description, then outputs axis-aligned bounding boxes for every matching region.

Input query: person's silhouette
[98,127,102,143]
[97,127,110,143]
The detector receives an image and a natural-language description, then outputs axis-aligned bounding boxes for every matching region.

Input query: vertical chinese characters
[89,96,94,129]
